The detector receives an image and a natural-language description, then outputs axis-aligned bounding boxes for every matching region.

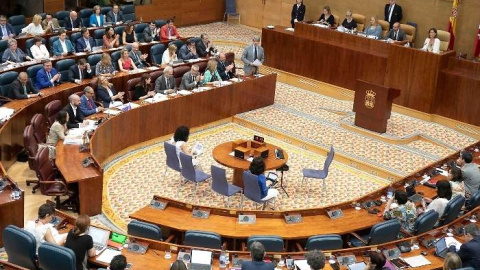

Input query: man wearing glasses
[0,15,15,39]
[79,86,104,116]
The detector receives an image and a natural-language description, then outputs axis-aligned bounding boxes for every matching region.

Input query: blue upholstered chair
[0,39,9,60]
[302,145,335,194]
[69,32,82,45]
[439,195,465,226]
[169,40,184,54]
[114,26,125,45]
[211,165,243,208]
[55,59,75,82]
[93,29,105,47]
[101,7,112,16]
[349,219,401,247]
[224,0,240,24]
[243,170,272,210]
[38,242,76,270]
[305,234,343,251]
[179,152,211,193]
[79,8,93,27]
[2,225,37,269]
[184,230,222,249]
[155,20,167,29]
[150,44,165,65]
[27,64,43,89]
[48,36,59,51]
[121,5,135,22]
[110,50,122,71]
[135,23,148,41]
[8,15,26,35]
[55,11,70,27]
[87,54,102,76]
[467,190,480,211]
[412,210,438,235]
[128,220,162,241]
[0,71,19,99]
[164,141,182,179]
[247,235,284,252]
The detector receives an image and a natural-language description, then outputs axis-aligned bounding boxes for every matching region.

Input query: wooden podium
[353,80,401,133]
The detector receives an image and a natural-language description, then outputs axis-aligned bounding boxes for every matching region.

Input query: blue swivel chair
[8,15,26,35]
[55,59,75,82]
[93,29,105,47]
[114,26,125,45]
[155,20,167,29]
[78,8,93,27]
[110,50,122,71]
[2,225,37,269]
[439,195,465,226]
[121,5,135,22]
[211,165,243,208]
[27,64,43,89]
[0,39,9,59]
[0,71,19,99]
[305,234,343,251]
[247,235,284,252]
[55,11,70,27]
[412,210,438,235]
[87,54,102,75]
[48,36,59,52]
[128,220,162,241]
[101,7,112,16]
[302,145,335,194]
[243,170,273,210]
[224,0,240,24]
[467,190,480,211]
[38,242,76,270]
[164,141,182,181]
[69,32,82,45]
[179,152,211,193]
[150,44,165,65]
[135,23,148,41]
[349,219,401,247]
[184,230,222,249]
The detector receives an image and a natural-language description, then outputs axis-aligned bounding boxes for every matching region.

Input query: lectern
[353,80,400,133]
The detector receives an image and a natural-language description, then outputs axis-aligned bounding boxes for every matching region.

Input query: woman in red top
[118,48,137,71]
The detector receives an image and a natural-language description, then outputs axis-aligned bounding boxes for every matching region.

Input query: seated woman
[135,73,154,100]
[162,44,178,65]
[365,251,396,270]
[22,14,45,35]
[447,161,465,199]
[24,203,67,252]
[103,26,119,49]
[97,75,124,108]
[365,16,382,39]
[249,157,279,207]
[89,5,104,27]
[170,125,198,167]
[64,215,96,270]
[47,111,68,145]
[203,59,222,84]
[2,39,32,63]
[318,6,335,26]
[382,190,417,233]
[118,48,137,72]
[341,10,357,30]
[30,36,50,60]
[122,22,137,46]
[95,53,116,77]
[170,260,188,270]
[421,180,452,217]
[421,28,441,54]
[443,252,462,270]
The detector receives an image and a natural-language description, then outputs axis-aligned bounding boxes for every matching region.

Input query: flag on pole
[474,24,480,58]
[446,0,459,50]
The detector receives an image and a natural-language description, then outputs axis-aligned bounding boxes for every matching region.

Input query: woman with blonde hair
[202,59,222,84]
[118,48,137,71]
[365,16,382,39]
[97,75,124,107]
[162,44,178,65]
[64,215,96,270]
[22,14,45,35]
[95,53,115,76]
[443,252,462,270]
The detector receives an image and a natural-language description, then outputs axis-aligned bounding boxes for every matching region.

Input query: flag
[474,24,480,58]
[446,0,459,50]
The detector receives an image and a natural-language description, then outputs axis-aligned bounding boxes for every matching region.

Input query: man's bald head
[18,72,28,84]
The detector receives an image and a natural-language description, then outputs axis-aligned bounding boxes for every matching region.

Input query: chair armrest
[39,180,67,189]
[295,242,304,252]
[350,232,368,244]
[164,234,175,243]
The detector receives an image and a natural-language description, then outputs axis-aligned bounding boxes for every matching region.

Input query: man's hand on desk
[97,107,105,112]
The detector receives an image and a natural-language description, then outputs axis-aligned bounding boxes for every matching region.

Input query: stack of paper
[294,260,310,270]
[96,249,122,264]
[104,109,121,115]
[177,90,192,95]
[403,255,431,267]
[0,107,15,120]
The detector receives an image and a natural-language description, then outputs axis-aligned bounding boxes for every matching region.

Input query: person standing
[290,0,306,28]
[241,36,264,76]
[384,0,403,29]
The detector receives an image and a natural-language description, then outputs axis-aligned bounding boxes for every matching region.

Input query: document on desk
[403,255,431,268]
[177,90,193,95]
[63,134,83,145]
[294,260,310,270]
[96,248,122,264]
[0,107,14,120]
[251,59,263,67]
[445,236,462,251]
[104,109,121,115]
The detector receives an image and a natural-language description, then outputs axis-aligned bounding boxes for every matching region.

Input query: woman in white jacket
[30,36,50,60]
[421,28,441,54]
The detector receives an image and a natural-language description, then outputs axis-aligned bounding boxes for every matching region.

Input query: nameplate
[337,255,356,266]
[127,241,149,254]
[383,247,401,260]
[284,214,302,224]
[192,209,210,219]
[327,209,344,219]
[238,214,256,224]
[150,199,167,210]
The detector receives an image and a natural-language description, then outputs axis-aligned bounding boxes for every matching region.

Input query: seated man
[0,15,15,39]
[160,19,180,40]
[306,250,326,270]
[195,33,213,57]
[106,4,124,25]
[154,66,176,94]
[42,13,60,33]
[241,242,274,270]
[449,224,480,269]
[458,150,480,197]
[10,72,42,99]
[385,22,408,45]
[216,53,235,80]
[129,42,148,68]
[178,39,198,61]
[79,86,103,116]
[180,64,203,90]
[52,29,75,56]
[76,27,96,52]
[35,60,61,90]
[64,11,83,31]
[62,94,85,129]
[142,21,158,42]
[68,58,93,83]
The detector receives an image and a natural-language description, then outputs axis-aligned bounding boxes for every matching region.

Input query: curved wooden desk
[212,141,288,187]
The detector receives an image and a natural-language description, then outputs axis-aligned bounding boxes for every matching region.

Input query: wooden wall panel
[44,0,64,14]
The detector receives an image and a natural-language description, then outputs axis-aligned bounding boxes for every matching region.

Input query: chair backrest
[101,7,112,16]
[211,165,229,196]
[27,64,43,89]
[87,53,103,75]
[467,190,480,211]
[173,65,190,87]
[150,70,164,83]
[367,219,401,245]
[150,44,165,65]
[93,29,105,46]
[400,23,416,45]
[38,242,76,270]
[114,26,125,45]
[79,8,93,27]
[0,39,8,58]
[322,146,335,177]
[30,113,47,143]
[413,210,438,235]
[164,141,181,172]
[243,171,263,203]
[8,15,26,35]
[0,71,18,99]
[2,225,37,269]
[126,77,141,101]
[352,13,366,32]
[333,14,340,27]
[306,234,343,250]
[184,230,222,249]
[34,146,56,186]
[70,32,82,45]
[127,220,162,241]
[437,30,451,52]
[55,11,70,27]
[378,19,390,37]
[439,195,465,226]
[44,100,62,127]
[179,152,197,182]
[110,50,122,70]
[48,36,59,51]
[135,23,148,41]
[169,40,184,53]
[121,5,135,21]
[23,125,38,170]
[155,20,167,28]
[197,61,207,73]
[55,59,76,82]
[225,0,237,14]
[247,235,284,252]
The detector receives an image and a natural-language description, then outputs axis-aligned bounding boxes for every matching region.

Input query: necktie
[85,38,90,50]
[22,84,27,95]
[47,72,52,87]
[78,67,82,80]
[394,31,397,40]
[166,77,169,89]
[192,75,194,82]
[88,99,93,109]
[254,46,258,60]
[114,14,117,23]
[2,25,6,37]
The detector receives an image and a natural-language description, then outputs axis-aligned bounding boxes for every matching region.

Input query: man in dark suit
[384,0,402,29]
[35,60,61,90]
[64,11,83,31]
[178,39,199,61]
[76,28,96,52]
[68,59,93,83]
[154,66,176,94]
[386,22,408,45]
[291,0,306,28]
[106,5,124,25]
[449,224,480,269]
[142,21,158,42]
[10,72,42,99]
[241,242,274,270]
[0,15,15,39]
[180,65,203,90]
[129,42,149,68]
[216,53,235,81]
[62,94,85,129]
[195,34,213,57]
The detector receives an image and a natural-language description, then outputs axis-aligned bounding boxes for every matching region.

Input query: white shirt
[30,44,50,59]
[22,23,44,35]
[96,15,101,26]
[161,50,178,65]
[427,198,449,217]
[70,103,77,117]
[388,4,395,22]
[421,38,441,54]
[24,221,58,252]
[60,40,68,53]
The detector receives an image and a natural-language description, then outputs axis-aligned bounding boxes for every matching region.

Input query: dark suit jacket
[64,17,83,31]
[76,37,96,52]
[10,79,38,99]
[384,4,403,28]
[154,74,176,94]
[241,261,275,270]
[105,11,124,24]
[97,85,118,108]
[68,64,93,82]
[291,4,306,28]
[142,26,157,42]
[0,23,15,38]
[35,68,59,90]
[178,45,198,61]
[129,50,146,68]
[386,29,406,41]
[216,59,234,81]
[195,40,209,57]
[180,71,198,90]
[455,236,480,269]
[62,104,84,129]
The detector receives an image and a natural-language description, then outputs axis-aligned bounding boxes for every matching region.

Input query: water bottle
[219,246,227,268]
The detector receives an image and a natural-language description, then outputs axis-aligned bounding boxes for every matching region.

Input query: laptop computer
[434,237,448,258]
[408,193,423,203]
[189,250,212,270]
[88,226,110,255]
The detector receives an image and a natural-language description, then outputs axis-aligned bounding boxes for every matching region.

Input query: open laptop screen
[88,226,110,246]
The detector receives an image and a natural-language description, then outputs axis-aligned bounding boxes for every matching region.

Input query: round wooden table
[212,141,288,188]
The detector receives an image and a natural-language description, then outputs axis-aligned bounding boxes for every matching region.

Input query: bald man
[386,22,408,45]
[62,94,85,129]
[65,11,83,31]
[216,53,235,80]
[10,72,42,99]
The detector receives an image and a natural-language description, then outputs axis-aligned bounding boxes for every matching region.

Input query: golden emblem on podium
[365,90,376,109]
